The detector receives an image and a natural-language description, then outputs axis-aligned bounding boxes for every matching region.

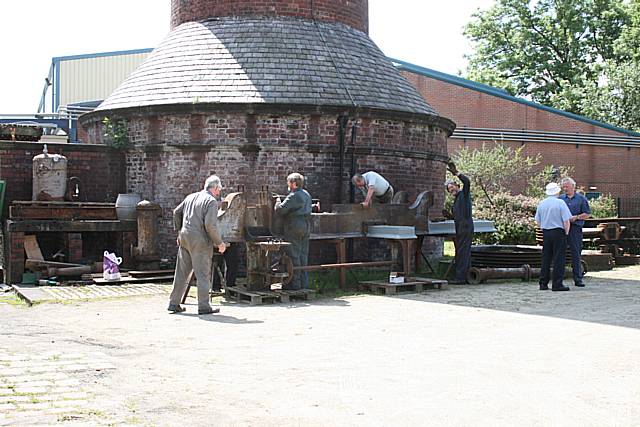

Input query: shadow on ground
[396,265,640,329]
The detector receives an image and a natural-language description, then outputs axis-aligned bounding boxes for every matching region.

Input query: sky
[0,0,495,114]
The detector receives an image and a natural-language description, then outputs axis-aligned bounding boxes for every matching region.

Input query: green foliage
[464,0,640,130]
[450,143,540,201]
[472,193,539,245]
[102,117,130,150]
[588,194,618,218]
[525,165,575,198]
[579,60,640,131]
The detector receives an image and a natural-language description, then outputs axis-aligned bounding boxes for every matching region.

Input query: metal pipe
[349,122,358,204]
[293,260,394,272]
[337,115,349,204]
[47,265,92,277]
[467,266,531,285]
[529,267,580,279]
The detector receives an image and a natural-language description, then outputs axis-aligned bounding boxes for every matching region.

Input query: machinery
[215,188,436,292]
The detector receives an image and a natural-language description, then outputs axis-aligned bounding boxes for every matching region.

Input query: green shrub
[588,194,617,218]
[473,193,538,245]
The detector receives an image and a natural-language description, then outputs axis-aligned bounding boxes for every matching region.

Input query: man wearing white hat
[534,182,573,291]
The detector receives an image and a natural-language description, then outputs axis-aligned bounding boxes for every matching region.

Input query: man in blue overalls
[560,177,591,287]
[445,162,474,284]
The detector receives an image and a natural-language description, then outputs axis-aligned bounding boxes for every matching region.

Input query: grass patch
[0,293,26,306]
[444,241,455,257]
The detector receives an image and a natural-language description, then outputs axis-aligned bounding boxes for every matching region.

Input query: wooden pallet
[358,277,448,295]
[224,286,316,305]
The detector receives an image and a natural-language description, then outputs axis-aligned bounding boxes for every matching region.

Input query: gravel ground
[1,266,639,426]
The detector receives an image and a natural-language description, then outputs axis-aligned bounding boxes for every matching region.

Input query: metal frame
[0,180,6,221]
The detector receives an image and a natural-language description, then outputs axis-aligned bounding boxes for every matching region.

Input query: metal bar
[293,260,394,272]
[451,127,640,148]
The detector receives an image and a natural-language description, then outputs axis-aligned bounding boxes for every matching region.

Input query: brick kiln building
[395,59,640,213]
[78,0,456,260]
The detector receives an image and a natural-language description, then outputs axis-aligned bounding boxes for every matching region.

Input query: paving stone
[48,386,76,394]
[0,368,28,376]
[13,386,48,394]
[9,380,53,388]
[27,366,59,374]
[59,392,88,400]
[0,395,30,403]
[53,379,81,387]
[0,355,27,362]
[59,364,88,372]
[16,401,52,411]
[50,399,88,408]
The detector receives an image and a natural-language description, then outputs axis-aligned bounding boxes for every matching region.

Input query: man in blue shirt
[560,177,591,287]
[535,182,573,291]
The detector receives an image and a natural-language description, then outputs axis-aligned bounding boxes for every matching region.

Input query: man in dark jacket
[275,173,312,290]
[445,162,474,284]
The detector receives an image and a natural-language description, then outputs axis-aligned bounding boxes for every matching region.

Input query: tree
[580,60,640,131]
[579,1,640,130]
[464,0,629,115]
[450,143,540,203]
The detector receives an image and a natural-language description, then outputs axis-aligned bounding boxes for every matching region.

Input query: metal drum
[115,193,142,220]
[32,145,67,201]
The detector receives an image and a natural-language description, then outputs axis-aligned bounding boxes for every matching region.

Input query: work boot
[198,306,220,315]
[552,286,570,291]
[539,284,549,290]
[167,304,186,313]
[574,282,585,287]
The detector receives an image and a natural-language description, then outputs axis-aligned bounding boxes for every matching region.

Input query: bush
[589,194,617,218]
[473,193,538,245]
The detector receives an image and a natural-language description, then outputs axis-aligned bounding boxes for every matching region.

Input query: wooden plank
[10,205,117,220]
[12,201,115,206]
[93,275,174,285]
[24,235,44,261]
[7,219,136,232]
[129,269,175,278]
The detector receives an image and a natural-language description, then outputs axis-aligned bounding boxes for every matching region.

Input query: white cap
[545,182,561,196]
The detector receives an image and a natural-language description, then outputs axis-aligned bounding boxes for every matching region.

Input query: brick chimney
[170,0,369,33]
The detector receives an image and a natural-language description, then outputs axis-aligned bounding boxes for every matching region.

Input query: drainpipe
[337,115,349,204]
[349,122,358,203]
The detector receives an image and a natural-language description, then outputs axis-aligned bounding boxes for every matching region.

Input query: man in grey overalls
[275,173,312,290]
[168,175,227,315]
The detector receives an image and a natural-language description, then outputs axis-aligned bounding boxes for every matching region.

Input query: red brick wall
[402,71,640,199]
[170,0,369,33]
[0,142,126,212]
[82,108,448,259]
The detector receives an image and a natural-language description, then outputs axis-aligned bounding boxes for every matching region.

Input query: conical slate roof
[96,17,438,116]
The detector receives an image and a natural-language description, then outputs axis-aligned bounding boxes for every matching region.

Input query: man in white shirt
[351,171,394,207]
[535,182,573,291]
